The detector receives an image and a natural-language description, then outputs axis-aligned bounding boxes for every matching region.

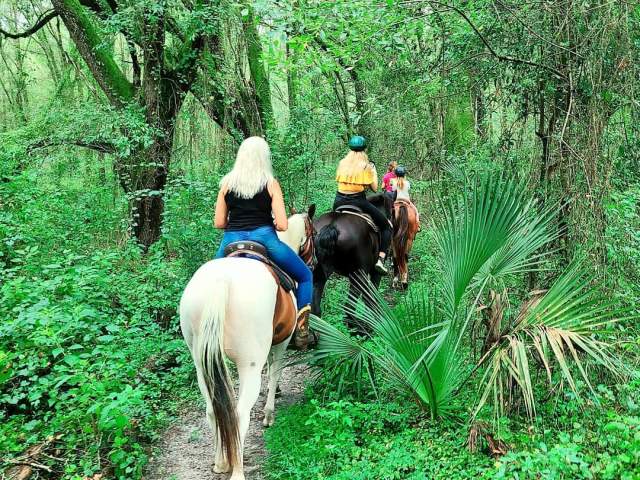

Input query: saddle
[224,241,297,345]
[334,205,379,232]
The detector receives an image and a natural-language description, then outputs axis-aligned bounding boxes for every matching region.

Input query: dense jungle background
[1,0,639,478]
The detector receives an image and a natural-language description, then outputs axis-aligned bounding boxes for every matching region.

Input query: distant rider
[382,161,398,199]
[392,165,420,224]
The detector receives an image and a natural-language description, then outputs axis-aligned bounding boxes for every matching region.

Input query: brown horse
[391,200,420,289]
[311,193,393,327]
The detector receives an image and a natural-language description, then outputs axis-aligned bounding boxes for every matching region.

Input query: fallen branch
[4,434,62,480]
[5,458,53,474]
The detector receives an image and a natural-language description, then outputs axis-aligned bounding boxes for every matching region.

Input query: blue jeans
[216,226,312,308]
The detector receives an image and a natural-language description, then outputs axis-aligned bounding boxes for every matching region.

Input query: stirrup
[290,305,311,351]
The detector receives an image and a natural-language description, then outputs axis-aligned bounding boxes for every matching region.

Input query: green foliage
[264,398,493,480]
[0,249,192,478]
[1,1,639,479]
[269,108,342,211]
[311,175,623,420]
[161,176,221,272]
[496,417,640,480]
[0,163,202,478]
[604,184,640,312]
[495,381,640,480]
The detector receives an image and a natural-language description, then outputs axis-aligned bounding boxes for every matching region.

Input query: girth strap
[264,267,297,345]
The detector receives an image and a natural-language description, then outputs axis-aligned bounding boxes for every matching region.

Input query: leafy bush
[0,166,200,479]
[495,416,640,480]
[0,248,193,478]
[495,382,640,480]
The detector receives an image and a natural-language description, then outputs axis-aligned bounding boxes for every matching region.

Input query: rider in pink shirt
[382,161,397,193]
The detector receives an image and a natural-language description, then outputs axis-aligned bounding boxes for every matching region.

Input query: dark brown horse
[391,200,420,290]
[311,193,393,325]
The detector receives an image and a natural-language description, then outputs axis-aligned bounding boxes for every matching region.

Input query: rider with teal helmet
[334,135,391,274]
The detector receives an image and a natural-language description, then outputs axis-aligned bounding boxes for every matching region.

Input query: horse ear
[307,204,316,220]
[289,205,298,215]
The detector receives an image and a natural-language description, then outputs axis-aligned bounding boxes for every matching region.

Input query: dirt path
[145,362,308,480]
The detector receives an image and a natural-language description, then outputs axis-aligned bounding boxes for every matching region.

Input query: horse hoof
[263,410,275,427]
[214,462,230,474]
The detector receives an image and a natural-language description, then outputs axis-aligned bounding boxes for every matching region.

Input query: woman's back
[224,185,272,231]
[394,179,411,201]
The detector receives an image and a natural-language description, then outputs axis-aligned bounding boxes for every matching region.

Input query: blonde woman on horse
[214,136,313,348]
[334,135,392,274]
[179,136,316,479]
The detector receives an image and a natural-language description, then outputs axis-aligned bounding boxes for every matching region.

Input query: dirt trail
[145,363,307,480]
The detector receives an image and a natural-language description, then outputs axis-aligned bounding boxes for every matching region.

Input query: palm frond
[474,259,625,419]
[436,176,558,317]
[309,315,377,397]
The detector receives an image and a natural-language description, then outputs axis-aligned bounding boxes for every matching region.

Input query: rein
[299,215,317,269]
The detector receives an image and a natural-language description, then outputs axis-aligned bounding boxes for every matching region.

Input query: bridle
[299,214,317,269]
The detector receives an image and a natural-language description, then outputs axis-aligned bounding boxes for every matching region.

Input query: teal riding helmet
[348,135,367,151]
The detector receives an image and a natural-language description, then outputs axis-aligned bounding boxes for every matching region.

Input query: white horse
[179,211,314,480]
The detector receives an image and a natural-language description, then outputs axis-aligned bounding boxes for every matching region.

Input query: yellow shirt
[336,163,377,193]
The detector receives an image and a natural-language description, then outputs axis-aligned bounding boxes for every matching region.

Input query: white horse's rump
[179,213,311,480]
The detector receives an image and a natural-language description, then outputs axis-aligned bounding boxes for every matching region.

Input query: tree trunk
[130,141,170,249]
[350,68,368,138]
[51,0,134,107]
[127,10,176,250]
[286,41,297,117]
[242,5,272,132]
[471,81,486,139]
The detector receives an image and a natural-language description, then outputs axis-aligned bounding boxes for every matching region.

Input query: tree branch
[51,0,135,106]
[407,0,569,80]
[0,10,59,39]
[28,138,117,154]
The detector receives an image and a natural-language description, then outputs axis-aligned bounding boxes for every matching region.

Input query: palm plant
[310,175,623,419]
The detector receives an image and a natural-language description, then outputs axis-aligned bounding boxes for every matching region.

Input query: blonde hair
[336,151,372,180]
[221,136,274,199]
[387,161,397,172]
[395,177,406,190]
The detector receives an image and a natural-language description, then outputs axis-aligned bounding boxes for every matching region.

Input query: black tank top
[224,185,273,231]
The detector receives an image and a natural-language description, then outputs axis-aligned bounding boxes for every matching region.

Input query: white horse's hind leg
[193,354,230,474]
[213,429,227,474]
[230,364,264,480]
[263,341,288,427]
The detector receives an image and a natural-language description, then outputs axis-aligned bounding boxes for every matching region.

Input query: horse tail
[316,224,339,262]
[393,204,409,264]
[195,277,239,467]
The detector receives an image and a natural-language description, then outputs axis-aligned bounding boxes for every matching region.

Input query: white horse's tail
[195,277,239,467]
